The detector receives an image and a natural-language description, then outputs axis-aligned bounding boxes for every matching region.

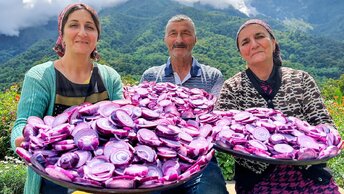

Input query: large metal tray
[214,142,339,165]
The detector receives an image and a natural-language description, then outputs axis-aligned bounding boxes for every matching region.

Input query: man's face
[164,20,197,59]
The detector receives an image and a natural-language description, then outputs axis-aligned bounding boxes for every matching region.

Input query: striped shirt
[53,66,109,116]
[140,57,224,97]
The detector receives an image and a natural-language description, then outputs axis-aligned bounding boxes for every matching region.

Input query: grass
[326,99,344,187]
[0,156,26,194]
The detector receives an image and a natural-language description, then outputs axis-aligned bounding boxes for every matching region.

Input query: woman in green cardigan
[10,3,123,194]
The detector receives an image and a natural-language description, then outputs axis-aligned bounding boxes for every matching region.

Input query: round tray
[25,160,205,194]
[214,143,338,165]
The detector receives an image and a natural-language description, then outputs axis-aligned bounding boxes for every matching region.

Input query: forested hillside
[251,0,344,40]
[0,0,344,90]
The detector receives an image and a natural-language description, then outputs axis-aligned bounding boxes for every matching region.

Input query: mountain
[0,20,57,64]
[250,0,344,40]
[0,0,344,90]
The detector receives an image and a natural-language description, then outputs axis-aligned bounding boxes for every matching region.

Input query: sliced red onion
[86,162,115,182]
[104,140,130,159]
[139,176,164,188]
[47,123,72,137]
[252,127,271,142]
[269,133,286,144]
[74,150,92,168]
[43,116,55,127]
[105,176,136,189]
[45,165,75,182]
[141,108,160,120]
[297,135,320,150]
[233,111,251,122]
[112,109,135,128]
[110,149,133,166]
[135,145,156,163]
[53,144,76,152]
[78,104,99,116]
[124,164,148,177]
[52,112,71,127]
[146,165,163,178]
[27,116,45,126]
[57,152,79,169]
[73,128,99,151]
[16,147,32,163]
[273,143,294,154]
[296,148,317,160]
[137,128,162,147]
[247,140,268,151]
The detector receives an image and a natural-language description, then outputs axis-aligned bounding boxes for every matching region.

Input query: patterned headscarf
[236,19,282,66]
[53,3,100,60]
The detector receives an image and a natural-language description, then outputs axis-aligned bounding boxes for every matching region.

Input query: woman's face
[164,20,197,60]
[237,24,276,67]
[62,9,98,57]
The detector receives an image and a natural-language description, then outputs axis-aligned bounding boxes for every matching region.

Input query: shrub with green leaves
[326,100,344,187]
[121,75,140,86]
[0,85,20,160]
[0,156,26,194]
[216,151,235,181]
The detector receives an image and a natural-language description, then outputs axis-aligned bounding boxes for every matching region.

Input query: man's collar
[165,57,201,77]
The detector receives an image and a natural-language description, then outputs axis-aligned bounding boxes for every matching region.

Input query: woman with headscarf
[216,19,340,193]
[10,3,123,194]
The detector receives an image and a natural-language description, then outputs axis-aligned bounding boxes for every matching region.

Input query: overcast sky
[0,0,256,36]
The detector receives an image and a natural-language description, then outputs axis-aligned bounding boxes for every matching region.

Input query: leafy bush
[121,75,140,86]
[0,85,20,159]
[216,151,235,181]
[326,99,344,187]
[322,74,344,104]
[0,156,26,194]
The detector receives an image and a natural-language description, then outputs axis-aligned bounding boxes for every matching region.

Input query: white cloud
[0,0,128,36]
[0,0,256,36]
[173,0,258,16]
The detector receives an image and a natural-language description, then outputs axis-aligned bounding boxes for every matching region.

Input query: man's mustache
[173,43,187,48]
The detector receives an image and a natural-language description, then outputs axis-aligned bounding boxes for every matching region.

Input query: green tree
[322,74,344,104]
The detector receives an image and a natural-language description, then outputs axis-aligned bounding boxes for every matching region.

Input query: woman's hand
[15,136,25,148]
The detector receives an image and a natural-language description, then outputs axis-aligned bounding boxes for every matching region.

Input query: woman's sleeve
[301,72,334,126]
[111,71,123,100]
[10,69,50,150]
[112,71,124,100]
[105,65,123,100]
[215,78,239,111]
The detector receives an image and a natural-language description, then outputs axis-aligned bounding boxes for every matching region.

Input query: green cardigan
[10,61,123,194]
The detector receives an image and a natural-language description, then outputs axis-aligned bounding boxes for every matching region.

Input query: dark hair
[61,4,101,40]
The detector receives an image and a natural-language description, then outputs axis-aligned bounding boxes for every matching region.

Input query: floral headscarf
[236,19,282,66]
[53,3,100,60]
